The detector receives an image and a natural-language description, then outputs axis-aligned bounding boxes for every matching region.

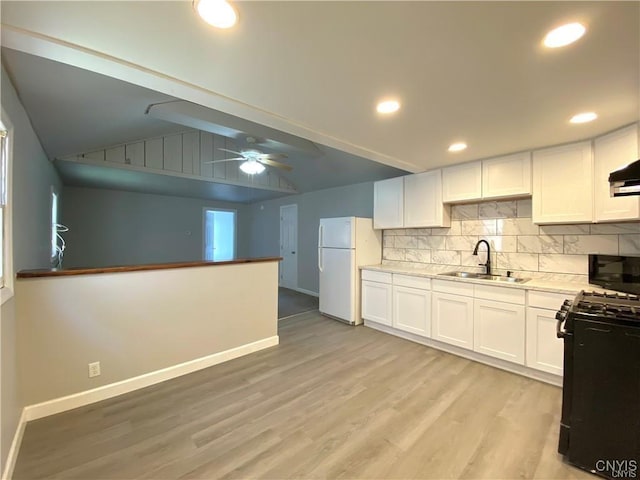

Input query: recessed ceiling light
[570,112,598,124]
[448,142,467,152]
[543,22,586,48]
[194,0,238,29]
[376,100,400,114]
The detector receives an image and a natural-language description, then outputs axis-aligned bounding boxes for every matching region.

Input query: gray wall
[249,181,375,293]
[61,187,251,268]
[1,65,62,472]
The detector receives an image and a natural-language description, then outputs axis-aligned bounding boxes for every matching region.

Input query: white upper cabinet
[442,153,531,203]
[532,141,593,224]
[442,161,482,203]
[404,170,451,228]
[593,124,640,222]
[482,152,531,199]
[373,177,404,229]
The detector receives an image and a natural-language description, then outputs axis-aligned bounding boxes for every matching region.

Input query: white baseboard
[1,408,27,480]
[23,335,279,422]
[364,320,562,387]
[290,287,319,298]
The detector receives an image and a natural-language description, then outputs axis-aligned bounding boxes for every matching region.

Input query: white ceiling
[1,1,639,176]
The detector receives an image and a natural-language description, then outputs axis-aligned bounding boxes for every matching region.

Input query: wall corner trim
[22,335,279,422]
[1,409,27,480]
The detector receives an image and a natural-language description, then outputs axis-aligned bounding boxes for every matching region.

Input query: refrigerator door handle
[318,225,324,272]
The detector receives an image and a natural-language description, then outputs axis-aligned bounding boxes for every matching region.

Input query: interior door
[280,204,298,289]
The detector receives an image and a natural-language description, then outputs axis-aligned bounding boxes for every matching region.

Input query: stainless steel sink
[439,271,480,278]
[439,271,529,283]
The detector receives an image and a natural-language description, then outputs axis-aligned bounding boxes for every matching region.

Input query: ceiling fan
[203,148,292,175]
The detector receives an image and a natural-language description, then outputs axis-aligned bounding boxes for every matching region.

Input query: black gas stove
[557,290,640,480]
[557,290,640,326]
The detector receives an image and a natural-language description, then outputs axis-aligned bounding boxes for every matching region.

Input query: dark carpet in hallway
[278,287,319,319]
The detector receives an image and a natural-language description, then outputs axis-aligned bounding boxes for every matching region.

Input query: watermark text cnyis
[595,459,638,479]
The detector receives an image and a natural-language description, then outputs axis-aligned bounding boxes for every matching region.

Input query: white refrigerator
[318,217,382,325]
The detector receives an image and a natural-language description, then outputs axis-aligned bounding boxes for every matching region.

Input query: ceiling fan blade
[256,153,288,161]
[218,148,245,156]
[259,159,293,172]
[202,157,244,164]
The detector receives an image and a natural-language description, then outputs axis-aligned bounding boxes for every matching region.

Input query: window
[51,189,59,261]
[203,208,236,261]
[0,114,13,297]
[0,128,6,286]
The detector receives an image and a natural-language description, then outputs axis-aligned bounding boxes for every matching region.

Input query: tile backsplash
[382,199,640,283]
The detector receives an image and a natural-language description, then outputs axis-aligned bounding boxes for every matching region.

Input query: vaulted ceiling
[1,1,638,194]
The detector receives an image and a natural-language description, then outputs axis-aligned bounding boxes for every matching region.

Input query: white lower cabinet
[431,291,474,349]
[362,280,392,326]
[363,270,568,383]
[525,307,564,376]
[393,285,431,337]
[474,299,525,364]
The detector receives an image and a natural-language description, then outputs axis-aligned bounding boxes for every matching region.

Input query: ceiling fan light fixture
[239,160,266,175]
[194,0,238,29]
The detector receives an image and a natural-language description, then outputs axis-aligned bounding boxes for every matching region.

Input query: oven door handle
[556,311,567,339]
[556,319,566,339]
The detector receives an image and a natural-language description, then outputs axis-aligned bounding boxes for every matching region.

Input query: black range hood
[609,159,640,196]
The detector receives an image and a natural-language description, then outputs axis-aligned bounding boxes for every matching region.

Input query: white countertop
[361,264,610,296]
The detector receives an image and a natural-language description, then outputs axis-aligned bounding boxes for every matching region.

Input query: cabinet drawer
[361,270,392,283]
[432,279,474,296]
[528,290,575,310]
[393,274,431,290]
[474,284,525,305]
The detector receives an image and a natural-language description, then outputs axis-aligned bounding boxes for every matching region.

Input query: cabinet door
[373,177,404,229]
[393,285,431,337]
[594,124,640,222]
[474,299,525,364]
[404,171,451,228]
[526,307,564,376]
[362,280,392,325]
[482,152,531,199]
[442,161,482,203]
[532,141,593,224]
[431,292,473,349]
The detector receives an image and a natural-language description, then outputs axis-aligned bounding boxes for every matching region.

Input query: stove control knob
[555,311,566,321]
[563,300,572,307]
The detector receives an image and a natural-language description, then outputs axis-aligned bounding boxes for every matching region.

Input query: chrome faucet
[473,239,491,275]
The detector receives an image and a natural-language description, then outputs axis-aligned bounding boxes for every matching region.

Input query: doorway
[203,208,236,261]
[279,204,298,289]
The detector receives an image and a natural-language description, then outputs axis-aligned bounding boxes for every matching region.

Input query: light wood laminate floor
[14,312,592,479]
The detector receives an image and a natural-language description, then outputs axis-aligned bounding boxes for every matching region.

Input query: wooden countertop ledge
[17,257,282,279]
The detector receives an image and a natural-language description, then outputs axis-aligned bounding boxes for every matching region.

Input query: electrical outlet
[88,361,101,378]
